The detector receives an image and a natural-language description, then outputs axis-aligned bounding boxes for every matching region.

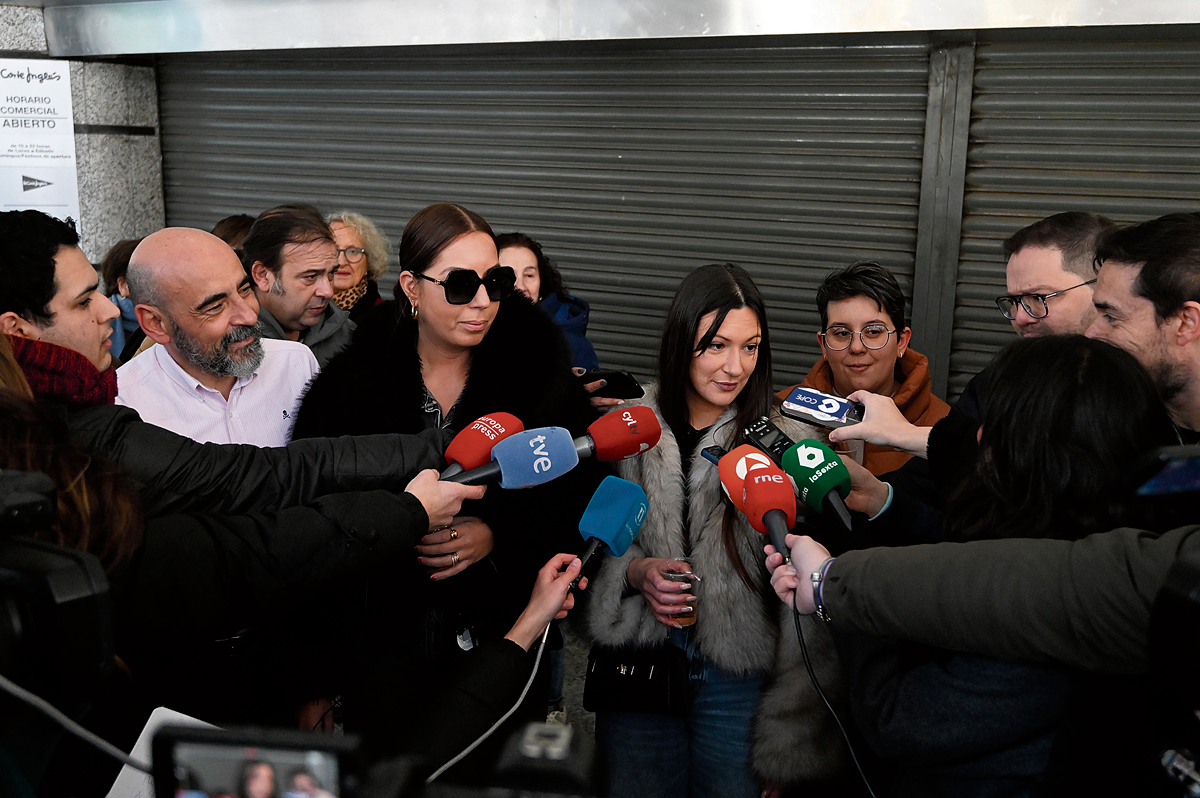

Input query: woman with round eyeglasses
[292,203,606,743]
[328,211,391,322]
[777,261,950,475]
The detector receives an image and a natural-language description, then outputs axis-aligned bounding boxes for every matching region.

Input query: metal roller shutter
[159,39,930,387]
[951,38,1200,398]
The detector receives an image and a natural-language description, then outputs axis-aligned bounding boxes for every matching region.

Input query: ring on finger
[450,551,460,566]
[449,527,458,541]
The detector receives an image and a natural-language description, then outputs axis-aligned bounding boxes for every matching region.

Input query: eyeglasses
[414,265,516,305]
[820,324,895,351]
[995,279,1096,320]
[336,247,367,264]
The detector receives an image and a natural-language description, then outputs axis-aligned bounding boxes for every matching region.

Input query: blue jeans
[595,631,767,798]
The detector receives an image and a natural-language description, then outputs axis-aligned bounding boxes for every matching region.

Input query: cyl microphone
[573,406,662,462]
[781,439,853,531]
[442,426,579,488]
[440,412,524,479]
[571,475,649,590]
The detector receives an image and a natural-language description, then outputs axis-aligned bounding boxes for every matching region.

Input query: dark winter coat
[539,292,599,371]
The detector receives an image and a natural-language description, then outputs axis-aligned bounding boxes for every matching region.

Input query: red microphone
[742,459,798,562]
[440,413,524,479]
[574,406,662,462]
[717,444,777,513]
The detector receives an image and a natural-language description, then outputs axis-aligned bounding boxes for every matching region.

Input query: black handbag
[583,642,691,717]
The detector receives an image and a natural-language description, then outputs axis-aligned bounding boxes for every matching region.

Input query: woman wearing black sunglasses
[291,203,606,748]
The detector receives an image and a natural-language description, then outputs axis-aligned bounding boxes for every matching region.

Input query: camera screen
[170,741,340,798]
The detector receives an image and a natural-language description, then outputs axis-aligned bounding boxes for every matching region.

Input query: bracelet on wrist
[810,557,836,622]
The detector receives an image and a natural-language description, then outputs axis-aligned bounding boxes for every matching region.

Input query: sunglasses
[414,265,516,305]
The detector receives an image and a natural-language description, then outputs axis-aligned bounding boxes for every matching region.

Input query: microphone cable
[789,600,877,798]
[424,621,551,784]
[0,670,151,774]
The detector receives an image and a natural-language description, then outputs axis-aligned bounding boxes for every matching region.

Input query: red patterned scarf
[7,334,117,408]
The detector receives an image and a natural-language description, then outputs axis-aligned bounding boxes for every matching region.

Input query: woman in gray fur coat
[581,264,846,798]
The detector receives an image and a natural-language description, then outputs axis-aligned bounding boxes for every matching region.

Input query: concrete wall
[0,4,165,264]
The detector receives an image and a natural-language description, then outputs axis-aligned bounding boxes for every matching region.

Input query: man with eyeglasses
[997,212,1116,339]
[115,227,319,446]
[779,261,950,475]
[245,203,356,368]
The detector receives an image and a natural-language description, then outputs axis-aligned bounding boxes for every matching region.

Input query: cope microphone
[440,413,524,479]
[572,406,662,462]
[441,426,579,488]
[570,475,649,591]
[780,439,853,531]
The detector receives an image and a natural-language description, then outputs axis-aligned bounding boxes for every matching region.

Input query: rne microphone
[573,406,662,462]
[781,439,853,531]
[570,475,649,590]
[440,412,524,479]
[442,426,579,488]
[741,459,798,563]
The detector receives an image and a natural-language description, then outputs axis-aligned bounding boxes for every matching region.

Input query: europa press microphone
[440,413,525,479]
[441,426,578,487]
[717,445,796,559]
[780,439,854,531]
[572,406,662,462]
[570,475,649,590]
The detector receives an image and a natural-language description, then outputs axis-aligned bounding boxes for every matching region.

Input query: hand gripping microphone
[570,475,649,590]
[442,426,579,488]
[573,406,663,462]
[742,459,798,564]
[440,413,524,479]
[780,439,853,531]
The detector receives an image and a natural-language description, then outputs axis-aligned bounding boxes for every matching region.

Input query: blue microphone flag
[490,426,580,489]
[579,475,648,557]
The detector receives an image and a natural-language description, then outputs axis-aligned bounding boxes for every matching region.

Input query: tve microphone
[442,426,579,488]
[571,475,649,590]
[781,439,853,531]
[573,406,662,462]
[440,412,524,479]
[717,444,779,513]
[741,459,798,562]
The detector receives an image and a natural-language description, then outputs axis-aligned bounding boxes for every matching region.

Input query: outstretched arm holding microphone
[827,389,932,459]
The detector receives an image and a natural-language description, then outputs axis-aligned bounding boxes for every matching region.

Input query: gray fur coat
[581,387,847,784]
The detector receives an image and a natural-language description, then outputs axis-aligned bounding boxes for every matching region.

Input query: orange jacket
[776,348,951,476]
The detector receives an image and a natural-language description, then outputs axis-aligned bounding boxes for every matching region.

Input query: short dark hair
[211,213,256,251]
[241,204,333,277]
[1095,212,1200,321]
[948,335,1175,542]
[395,203,495,302]
[99,238,142,294]
[1003,212,1116,280]
[496,232,565,300]
[0,209,80,326]
[816,261,907,331]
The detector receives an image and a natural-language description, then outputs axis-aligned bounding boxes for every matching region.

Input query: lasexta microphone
[440,412,524,478]
[570,475,649,590]
[781,439,853,530]
[717,444,779,513]
[573,406,662,462]
[741,459,798,562]
[442,426,579,488]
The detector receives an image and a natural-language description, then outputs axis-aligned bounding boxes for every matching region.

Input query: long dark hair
[394,203,495,289]
[946,335,1176,542]
[0,389,143,570]
[657,263,773,590]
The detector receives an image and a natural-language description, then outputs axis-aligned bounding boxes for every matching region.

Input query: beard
[173,320,265,379]
[1146,354,1189,405]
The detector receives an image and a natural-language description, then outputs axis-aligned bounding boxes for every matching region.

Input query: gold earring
[411,303,419,321]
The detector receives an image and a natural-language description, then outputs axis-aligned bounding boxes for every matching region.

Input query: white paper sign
[0,58,80,225]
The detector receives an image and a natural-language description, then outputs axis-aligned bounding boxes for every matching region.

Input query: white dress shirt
[116,338,320,446]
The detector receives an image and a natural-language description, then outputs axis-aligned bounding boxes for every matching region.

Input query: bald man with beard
[116,227,319,445]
